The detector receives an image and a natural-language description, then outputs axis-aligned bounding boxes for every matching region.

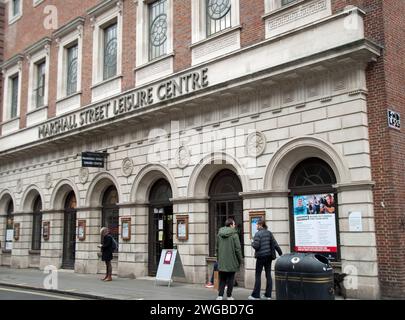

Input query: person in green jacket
[216,218,243,300]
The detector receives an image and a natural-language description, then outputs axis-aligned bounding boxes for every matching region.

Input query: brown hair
[257,219,268,230]
[225,218,235,227]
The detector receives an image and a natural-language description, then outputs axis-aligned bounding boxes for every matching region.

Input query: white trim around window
[91,4,123,86]
[27,49,50,113]
[90,1,123,102]
[134,0,174,86]
[55,26,83,115]
[191,0,240,44]
[1,60,22,135]
[8,0,23,24]
[33,0,45,7]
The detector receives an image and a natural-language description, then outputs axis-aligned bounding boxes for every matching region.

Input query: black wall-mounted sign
[82,152,107,168]
[388,109,400,130]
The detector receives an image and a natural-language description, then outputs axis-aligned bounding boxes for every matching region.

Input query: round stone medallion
[246,131,267,157]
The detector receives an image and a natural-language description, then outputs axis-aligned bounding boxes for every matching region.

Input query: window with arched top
[32,196,43,251]
[5,201,14,251]
[102,186,119,251]
[288,158,340,262]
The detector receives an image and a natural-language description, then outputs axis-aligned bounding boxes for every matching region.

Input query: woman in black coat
[99,227,114,281]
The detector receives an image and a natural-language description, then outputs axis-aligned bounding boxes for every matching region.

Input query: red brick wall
[0,3,4,134]
[240,0,265,47]
[173,0,191,72]
[334,0,405,298]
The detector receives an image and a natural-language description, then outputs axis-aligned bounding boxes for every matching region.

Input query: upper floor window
[66,44,79,96]
[206,0,232,36]
[148,0,168,60]
[10,74,19,119]
[103,22,118,80]
[34,60,46,108]
[281,0,297,6]
[12,0,21,16]
[9,0,23,24]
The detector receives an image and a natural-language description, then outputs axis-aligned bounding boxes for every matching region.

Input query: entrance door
[62,192,77,269]
[148,179,173,276]
[209,170,244,286]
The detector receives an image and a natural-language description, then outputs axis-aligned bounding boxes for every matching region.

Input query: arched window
[102,186,119,251]
[63,191,77,269]
[31,196,42,251]
[5,201,14,251]
[289,158,340,262]
[208,169,243,257]
[148,179,173,276]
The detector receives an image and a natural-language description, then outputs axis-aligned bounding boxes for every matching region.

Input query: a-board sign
[155,249,185,286]
[81,152,107,168]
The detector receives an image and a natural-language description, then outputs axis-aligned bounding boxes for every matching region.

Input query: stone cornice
[170,197,210,204]
[239,190,290,199]
[53,17,85,40]
[24,37,52,57]
[0,54,24,71]
[87,0,123,17]
[333,180,375,192]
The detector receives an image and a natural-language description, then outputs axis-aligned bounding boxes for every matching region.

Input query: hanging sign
[81,152,107,168]
[155,249,186,286]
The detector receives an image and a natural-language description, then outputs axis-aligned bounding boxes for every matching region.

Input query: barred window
[103,23,118,80]
[66,44,78,96]
[31,196,43,251]
[149,0,168,61]
[34,61,46,108]
[206,0,231,37]
[10,74,19,119]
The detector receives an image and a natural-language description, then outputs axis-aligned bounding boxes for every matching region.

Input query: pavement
[0,267,253,300]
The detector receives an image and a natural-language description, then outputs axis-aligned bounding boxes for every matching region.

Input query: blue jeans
[251,256,273,298]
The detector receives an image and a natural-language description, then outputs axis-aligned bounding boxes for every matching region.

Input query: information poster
[293,194,338,260]
[6,229,14,242]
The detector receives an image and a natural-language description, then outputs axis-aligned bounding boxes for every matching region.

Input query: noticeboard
[81,152,107,168]
[155,249,185,286]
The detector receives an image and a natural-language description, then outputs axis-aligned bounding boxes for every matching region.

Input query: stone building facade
[0,0,404,299]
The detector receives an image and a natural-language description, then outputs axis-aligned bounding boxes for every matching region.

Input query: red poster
[164,250,173,264]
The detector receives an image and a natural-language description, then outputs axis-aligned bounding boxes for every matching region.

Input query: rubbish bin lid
[275,253,332,273]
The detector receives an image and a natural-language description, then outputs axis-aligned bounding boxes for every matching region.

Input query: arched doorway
[5,200,14,251]
[101,186,119,250]
[62,191,77,269]
[148,179,173,276]
[31,196,43,251]
[288,157,340,261]
[209,169,244,285]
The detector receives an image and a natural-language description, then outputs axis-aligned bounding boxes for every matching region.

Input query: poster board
[292,194,338,261]
[176,215,189,241]
[249,211,265,239]
[121,217,131,241]
[78,220,86,241]
[155,249,185,287]
[43,221,50,241]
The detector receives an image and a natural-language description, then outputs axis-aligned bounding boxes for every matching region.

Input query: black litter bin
[275,253,334,300]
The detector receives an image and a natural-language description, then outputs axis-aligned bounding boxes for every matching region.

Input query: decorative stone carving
[246,131,267,157]
[176,146,191,169]
[16,179,23,194]
[79,167,89,184]
[122,158,134,177]
[44,173,53,189]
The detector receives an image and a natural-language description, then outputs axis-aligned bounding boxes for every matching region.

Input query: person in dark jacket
[99,227,113,282]
[216,218,243,300]
[248,219,283,300]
